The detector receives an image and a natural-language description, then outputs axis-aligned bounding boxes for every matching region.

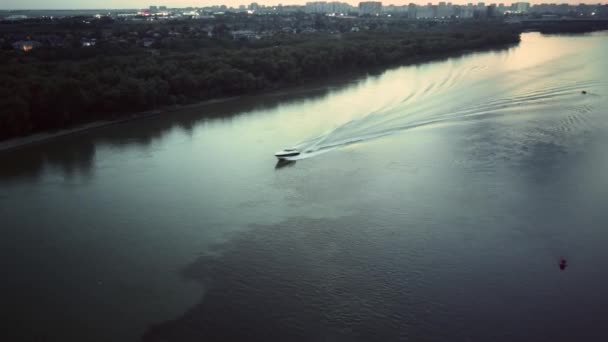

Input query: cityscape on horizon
[2,1,607,18]
[1,0,608,11]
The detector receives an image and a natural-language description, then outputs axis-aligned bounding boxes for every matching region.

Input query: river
[1,32,608,341]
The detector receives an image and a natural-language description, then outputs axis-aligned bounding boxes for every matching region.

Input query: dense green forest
[0,23,520,141]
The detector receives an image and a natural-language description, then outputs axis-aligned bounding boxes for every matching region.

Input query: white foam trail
[288,50,604,161]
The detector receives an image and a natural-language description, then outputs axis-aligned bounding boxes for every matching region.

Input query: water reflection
[0,140,95,182]
[274,159,296,170]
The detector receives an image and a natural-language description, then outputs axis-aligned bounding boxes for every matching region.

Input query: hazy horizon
[1,0,605,11]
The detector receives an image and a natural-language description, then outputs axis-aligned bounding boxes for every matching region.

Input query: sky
[0,0,605,10]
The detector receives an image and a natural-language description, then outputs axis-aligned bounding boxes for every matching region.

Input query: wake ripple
[286,56,605,161]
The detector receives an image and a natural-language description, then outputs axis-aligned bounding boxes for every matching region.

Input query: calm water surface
[2,32,608,341]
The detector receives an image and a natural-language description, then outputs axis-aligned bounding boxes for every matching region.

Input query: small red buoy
[559,258,568,271]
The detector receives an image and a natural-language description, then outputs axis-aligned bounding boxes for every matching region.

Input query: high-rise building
[419,3,433,17]
[453,4,462,17]
[305,1,326,13]
[358,1,382,15]
[431,4,438,17]
[305,1,350,14]
[447,2,454,16]
[408,3,417,18]
[438,1,449,17]
[330,2,351,14]
[515,2,530,13]
[486,4,496,17]
[461,3,474,18]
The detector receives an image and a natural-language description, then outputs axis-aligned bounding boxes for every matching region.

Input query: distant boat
[581,90,587,94]
[274,148,300,159]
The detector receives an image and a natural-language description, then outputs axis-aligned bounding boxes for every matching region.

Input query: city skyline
[2,0,607,10]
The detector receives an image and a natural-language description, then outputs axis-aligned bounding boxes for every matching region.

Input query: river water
[2,32,608,341]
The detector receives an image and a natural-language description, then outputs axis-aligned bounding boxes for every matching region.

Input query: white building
[305,1,328,13]
[515,2,530,13]
[305,1,350,14]
[359,1,382,15]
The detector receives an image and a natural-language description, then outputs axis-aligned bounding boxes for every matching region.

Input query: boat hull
[275,152,300,159]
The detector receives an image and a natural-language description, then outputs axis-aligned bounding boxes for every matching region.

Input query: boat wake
[285,51,605,161]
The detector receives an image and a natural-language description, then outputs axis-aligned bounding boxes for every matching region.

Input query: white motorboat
[274,148,300,159]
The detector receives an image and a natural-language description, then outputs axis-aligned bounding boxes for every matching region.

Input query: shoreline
[0,41,519,153]
[0,98,241,153]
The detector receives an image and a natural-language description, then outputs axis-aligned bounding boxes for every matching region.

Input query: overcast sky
[0,0,603,10]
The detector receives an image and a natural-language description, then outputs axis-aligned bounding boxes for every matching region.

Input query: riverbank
[0,95,251,152]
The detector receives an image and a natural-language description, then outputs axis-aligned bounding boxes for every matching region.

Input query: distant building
[330,2,351,14]
[497,3,505,15]
[460,3,474,18]
[408,3,418,19]
[514,2,530,13]
[437,1,455,17]
[486,4,496,17]
[438,2,447,17]
[384,5,407,14]
[305,1,328,13]
[431,4,438,17]
[159,6,167,10]
[149,6,158,11]
[453,4,462,17]
[359,1,382,15]
[281,5,306,13]
[305,1,350,14]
